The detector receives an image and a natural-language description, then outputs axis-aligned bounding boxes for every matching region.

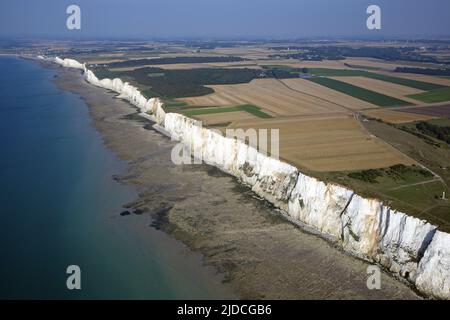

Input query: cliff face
[416,231,450,298]
[50,57,449,299]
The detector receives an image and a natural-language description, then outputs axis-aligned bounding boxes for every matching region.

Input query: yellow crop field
[228,115,414,172]
[362,109,435,124]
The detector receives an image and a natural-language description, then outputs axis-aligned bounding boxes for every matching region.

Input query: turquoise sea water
[0,56,226,299]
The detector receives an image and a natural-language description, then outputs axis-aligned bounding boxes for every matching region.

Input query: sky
[1,0,450,39]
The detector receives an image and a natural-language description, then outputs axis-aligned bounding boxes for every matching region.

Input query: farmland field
[193,111,256,127]
[366,72,445,90]
[332,76,423,104]
[280,78,377,110]
[179,104,272,118]
[344,63,382,71]
[407,87,450,103]
[179,79,351,116]
[307,77,412,107]
[304,68,444,90]
[303,68,367,77]
[400,104,450,117]
[380,72,450,86]
[342,58,401,70]
[228,115,414,172]
[362,108,435,124]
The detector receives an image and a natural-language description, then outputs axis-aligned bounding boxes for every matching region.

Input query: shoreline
[49,61,421,299]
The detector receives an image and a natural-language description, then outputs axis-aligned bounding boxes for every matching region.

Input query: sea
[0,56,228,299]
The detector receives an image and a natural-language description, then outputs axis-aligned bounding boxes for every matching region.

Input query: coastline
[49,62,421,299]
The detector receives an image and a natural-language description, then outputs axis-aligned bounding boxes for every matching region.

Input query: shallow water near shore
[0,56,232,299]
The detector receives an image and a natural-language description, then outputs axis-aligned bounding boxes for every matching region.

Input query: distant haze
[1,0,450,39]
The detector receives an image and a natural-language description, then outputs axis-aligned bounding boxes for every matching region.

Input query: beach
[51,64,421,299]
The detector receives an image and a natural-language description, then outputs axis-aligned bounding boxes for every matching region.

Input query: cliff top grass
[347,164,433,184]
[399,120,450,146]
[356,119,450,232]
[317,165,450,232]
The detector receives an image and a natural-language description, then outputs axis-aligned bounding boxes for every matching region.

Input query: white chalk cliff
[48,56,450,299]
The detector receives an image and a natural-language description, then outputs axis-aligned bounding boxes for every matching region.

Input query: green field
[365,73,445,91]
[90,67,122,80]
[180,104,272,118]
[161,99,188,109]
[307,77,412,107]
[344,63,382,71]
[142,88,161,98]
[407,87,450,103]
[304,68,445,90]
